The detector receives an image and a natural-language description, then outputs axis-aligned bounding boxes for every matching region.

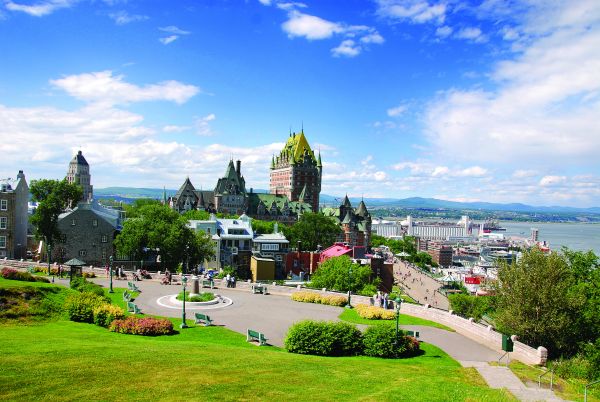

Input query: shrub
[449,294,496,321]
[1,268,50,283]
[64,292,107,323]
[362,325,420,358]
[285,320,363,357]
[70,276,105,296]
[93,304,125,327]
[176,291,214,302]
[291,291,347,307]
[355,304,396,320]
[109,316,174,336]
[358,283,378,297]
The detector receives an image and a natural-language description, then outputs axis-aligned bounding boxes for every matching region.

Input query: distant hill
[94,187,600,214]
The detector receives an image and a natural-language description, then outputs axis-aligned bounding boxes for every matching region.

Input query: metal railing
[585,379,600,402]
[537,367,554,391]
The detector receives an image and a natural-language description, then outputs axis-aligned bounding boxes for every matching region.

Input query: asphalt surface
[87,276,502,363]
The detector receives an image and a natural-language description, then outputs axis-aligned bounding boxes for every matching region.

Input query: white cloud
[331,39,361,57]
[540,175,566,186]
[5,0,74,16]
[512,169,537,178]
[423,3,600,168]
[500,25,519,41]
[258,0,271,5]
[431,166,449,177]
[282,10,343,40]
[159,26,191,35]
[374,171,387,181]
[159,35,179,45]
[50,71,200,106]
[360,32,385,44]
[387,104,407,117]
[162,125,190,133]
[435,25,452,38]
[456,166,487,177]
[455,27,487,43]
[196,113,216,136]
[376,0,446,24]
[109,10,148,25]
[276,2,307,10]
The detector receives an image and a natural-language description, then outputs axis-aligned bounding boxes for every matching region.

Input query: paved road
[394,261,450,310]
[89,277,501,363]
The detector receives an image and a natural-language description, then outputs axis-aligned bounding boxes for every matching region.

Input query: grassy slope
[0,279,513,401]
[339,308,454,331]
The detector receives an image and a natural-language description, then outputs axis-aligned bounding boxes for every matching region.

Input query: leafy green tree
[495,249,584,356]
[123,199,161,219]
[284,212,342,251]
[29,179,83,246]
[182,209,211,221]
[251,219,279,235]
[310,256,373,293]
[448,294,496,320]
[114,204,214,271]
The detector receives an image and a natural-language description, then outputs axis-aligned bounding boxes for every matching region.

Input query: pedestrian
[225,273,231,288]
[383,293,388,309]
[105,265,109,278]
[374,292,380,308]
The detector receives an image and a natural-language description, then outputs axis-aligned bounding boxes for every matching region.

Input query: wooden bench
[247,329,268,346]
[201,279,214,289]
[194,313,213,326]
[405,330,420,339]
[127,302,141,314]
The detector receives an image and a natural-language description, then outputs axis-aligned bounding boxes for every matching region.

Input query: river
[487,221,600,254]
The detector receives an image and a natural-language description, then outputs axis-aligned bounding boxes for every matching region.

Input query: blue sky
[1,0,599,207]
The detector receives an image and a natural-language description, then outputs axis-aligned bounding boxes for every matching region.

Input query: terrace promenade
[394,260,450,310]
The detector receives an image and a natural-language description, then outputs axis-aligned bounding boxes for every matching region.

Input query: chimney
[236,160,241,178]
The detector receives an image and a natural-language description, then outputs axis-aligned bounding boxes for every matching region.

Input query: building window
[101,235,108,243]
[61,234,67,243]
[0,217,6,229]
[79,250,87,257]
[92,219,98,227]
[0,236,6,248]
[0,200,6,210]
[262,244,279,251]
[71,219,76,226]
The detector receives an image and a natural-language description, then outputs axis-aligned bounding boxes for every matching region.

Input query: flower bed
[291,291,347,307]
[1,268,49,283]
[176,291,214,302]
[109,316,174,336]
[355,304,396,320]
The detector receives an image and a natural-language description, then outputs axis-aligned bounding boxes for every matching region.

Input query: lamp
[180,275,188,329]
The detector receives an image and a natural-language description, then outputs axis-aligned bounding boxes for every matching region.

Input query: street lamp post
[346,266,353,308]
[180,276,188,329]
[109,255,114,293]
[394,297,402,342]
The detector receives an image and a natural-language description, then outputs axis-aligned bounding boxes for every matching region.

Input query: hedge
[93,304,125,327]
[1,268,50,283]
[284,320,363,356]
[65,292,107,323]
[363,325,420,358]
[355,304,396,320]
[109,316,174,336]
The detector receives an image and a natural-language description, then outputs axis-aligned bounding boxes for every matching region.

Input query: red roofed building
[319,242,353,263]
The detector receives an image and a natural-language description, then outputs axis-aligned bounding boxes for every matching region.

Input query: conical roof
[342,194,352,207]
[341,211,352,224]
[70,150,89,166]
[175,177,196,199]
[356,200,368,217]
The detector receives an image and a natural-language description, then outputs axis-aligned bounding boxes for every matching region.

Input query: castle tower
[270,130,321,211]
[66,150,93,202]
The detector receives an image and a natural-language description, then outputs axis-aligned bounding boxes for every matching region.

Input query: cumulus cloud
[50,71,200,106]
[159,35,178,45]
[423,3,600,168]
[5,0,74,17]
[331,40,361,57]
[540,175,567,186]
[435,25,452,38]
[195,113,216,136]
[455,26,487,43]
[387,104,407,117]
[375,0,446,24]
[159,26,190,35]
[280,9,383,57]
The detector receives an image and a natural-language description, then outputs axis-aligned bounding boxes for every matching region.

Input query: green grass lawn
[0,278,514,401]
[339,307,454,331]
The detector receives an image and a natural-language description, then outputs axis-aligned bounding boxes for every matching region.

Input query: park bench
[247,329,268,346]
[194,313,213,326]
[128,282,141,292]
[201,279,214,289]
[251,284,268,295]
[123,291,132,302]
[127,302,142,314]
[405,330,420,339]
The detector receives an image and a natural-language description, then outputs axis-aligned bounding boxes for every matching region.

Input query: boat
[482,219,506,231]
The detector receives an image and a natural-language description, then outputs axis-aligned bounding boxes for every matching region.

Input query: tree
[284,212,342,251]
[123,199,161,219]
[182,209,211,221]
[114,204,214,271]
[495,249,584,356]
[310,256,373,293]
[29,179,83,246]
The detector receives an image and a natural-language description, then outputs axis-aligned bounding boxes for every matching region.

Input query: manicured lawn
[0,279,513,401]
[339,307,454,331]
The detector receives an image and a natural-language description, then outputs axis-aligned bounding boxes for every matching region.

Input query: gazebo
[64,258,86,281]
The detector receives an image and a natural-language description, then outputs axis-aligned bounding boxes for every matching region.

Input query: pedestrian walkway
[394,261,449,310]
[461,361,564,401]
